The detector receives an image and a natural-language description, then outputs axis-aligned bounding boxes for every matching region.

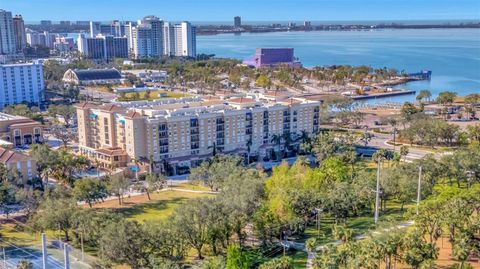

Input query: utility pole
[416,166,422,215]
[42,233,48,269]
[64,243,70,269]
[3,247,6,269]
[374,159,381,224]
[80,231,85,262]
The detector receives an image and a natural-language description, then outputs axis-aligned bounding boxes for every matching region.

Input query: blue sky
[3,0,480,22]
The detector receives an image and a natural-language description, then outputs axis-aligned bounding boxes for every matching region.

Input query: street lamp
[416,166,422,215]
[374,158,381,224]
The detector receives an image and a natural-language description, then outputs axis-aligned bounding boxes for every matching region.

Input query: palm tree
[282,132,293,157]
[271,134,282,161]
[246,138,252,164]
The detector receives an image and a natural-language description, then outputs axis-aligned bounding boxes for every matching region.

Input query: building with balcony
[75,96,320,175]
[0,62,45,109]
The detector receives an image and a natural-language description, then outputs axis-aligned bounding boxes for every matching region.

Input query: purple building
[243,48,301,68]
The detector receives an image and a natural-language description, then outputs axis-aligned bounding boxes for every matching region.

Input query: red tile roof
[0,148,31,163]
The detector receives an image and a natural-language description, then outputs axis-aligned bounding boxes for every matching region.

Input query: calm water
[197,29,480,102]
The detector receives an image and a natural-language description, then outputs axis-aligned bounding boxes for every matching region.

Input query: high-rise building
[104,36,128,59]
[234,16,242,28]
[0,62,45,109]
[40,20,52,26]
[132,16,163,59]
[163,22,176,56]
[0,10,16,55]
[175,22,196,57]
[78,34,105,59]
[304,21,312,27]
[78,34,128,60]
[89,21,101,37]
[26,30,56,48]
[12,15,26,52]
[59,21,71,26]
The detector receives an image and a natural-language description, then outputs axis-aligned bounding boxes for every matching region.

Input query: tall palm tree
[271,134,282,161]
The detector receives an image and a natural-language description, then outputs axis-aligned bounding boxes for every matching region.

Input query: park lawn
[300,201,411,245]
[91,190,214,223]
[120,90,188,101]
[171,182,212,192]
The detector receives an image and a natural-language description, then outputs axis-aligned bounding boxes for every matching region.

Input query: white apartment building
[0,10,16,55]
[163,22,196,57]
[132,16,163,59]
[0,62,45,109]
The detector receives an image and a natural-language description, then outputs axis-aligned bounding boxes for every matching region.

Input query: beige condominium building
[75,96,320,175]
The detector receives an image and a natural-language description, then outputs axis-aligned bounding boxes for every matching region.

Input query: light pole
[416,166,422,215]
[374,159,381,224]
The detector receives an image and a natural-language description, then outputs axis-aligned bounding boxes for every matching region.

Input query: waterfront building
[62,68,123,85]
[76,21,90,26]
[0,10,16,55]
[78,34,128,60]
[163,22,176,56]
[12,15,26,52]
[174,22,196,57]
[78,34,105,59]
[234,16,242,28]
[0,62,45,109]
[89,21,101,37]
[25,30,57,48]
[75,96,320,174]
[40,20,52,26]
[104,36,129,59]
[243,48,301,68]
[0,112,44,147]
[0,147,38,181]
[132,16,163,59]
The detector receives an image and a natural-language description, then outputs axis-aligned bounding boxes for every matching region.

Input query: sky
[3,0,480,23]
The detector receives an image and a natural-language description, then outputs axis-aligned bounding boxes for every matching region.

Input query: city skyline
[3,0,480,22]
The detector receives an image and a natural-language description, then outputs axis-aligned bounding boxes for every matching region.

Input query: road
[80,87,117,102]
[368,132,436,161]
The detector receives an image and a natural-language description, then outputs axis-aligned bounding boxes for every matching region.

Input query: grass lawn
[299,202,411,245]
[91,190,214,222]
[118,90,188,101]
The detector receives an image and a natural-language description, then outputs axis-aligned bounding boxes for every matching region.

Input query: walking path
[286,221,415,268]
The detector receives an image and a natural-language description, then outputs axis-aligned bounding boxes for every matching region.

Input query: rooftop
[68,68,122,81]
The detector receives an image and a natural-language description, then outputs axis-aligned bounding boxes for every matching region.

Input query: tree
[49,125,77,148]
[29,197,78,241]
[144,173,166,200]
[401,229,438,269]
[416,90,432,103]
[171,198,213,259]
[259,256,293,269]
[99,219,148,269]
[255,74,272,89]
[73,178,108,207]
[16,260,33,269]
[189,155,244,191]
[107,175,129,205]
[400,145,409,161]
[48,104,76,127]
[466,124,480,142]
[226,244,251,269]
[436,91,457,107]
